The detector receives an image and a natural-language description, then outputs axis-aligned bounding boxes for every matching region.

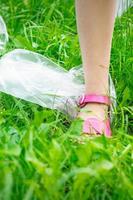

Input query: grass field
[0,0,133,200]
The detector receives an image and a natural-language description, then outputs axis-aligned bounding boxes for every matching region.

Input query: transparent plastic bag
[0,1,132,119]
[0,16,8,50]
[116,0,132,16]
[0,48,116,119]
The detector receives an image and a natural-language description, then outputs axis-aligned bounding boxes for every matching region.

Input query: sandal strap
[83,117,112,137]
[78,94,111,108]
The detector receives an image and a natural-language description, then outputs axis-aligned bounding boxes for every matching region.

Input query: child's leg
[75,0,117,122]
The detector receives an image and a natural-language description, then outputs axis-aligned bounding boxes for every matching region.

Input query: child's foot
[77,103,108,135]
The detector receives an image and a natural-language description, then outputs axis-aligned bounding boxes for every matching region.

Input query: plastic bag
[116,0,132,16]
[0,1,131,119]
[0,16,8,50]
[0,48,116,119]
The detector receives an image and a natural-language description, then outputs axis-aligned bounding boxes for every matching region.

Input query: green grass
[0,0,133,200]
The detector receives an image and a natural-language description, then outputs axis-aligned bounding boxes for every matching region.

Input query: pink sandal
[78,94,112,137]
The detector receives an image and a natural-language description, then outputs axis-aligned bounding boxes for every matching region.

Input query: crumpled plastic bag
[116,0,132,16]
[0,16,8,50]
[0,1,132,119]
[0,48,116,119]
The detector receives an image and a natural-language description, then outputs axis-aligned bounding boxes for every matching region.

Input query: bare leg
[75,0,117,128]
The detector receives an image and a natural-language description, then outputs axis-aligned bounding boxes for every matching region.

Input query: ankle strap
[78,94,111,108]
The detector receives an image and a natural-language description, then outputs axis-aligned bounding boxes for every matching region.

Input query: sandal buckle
[79,94,85,104]
[78,94,86,108]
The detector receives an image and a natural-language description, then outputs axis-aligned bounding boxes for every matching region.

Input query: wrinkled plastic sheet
[0,1,132,119]
[116,0,132,16]
[0,48,116,119]
[0,16,8,50]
